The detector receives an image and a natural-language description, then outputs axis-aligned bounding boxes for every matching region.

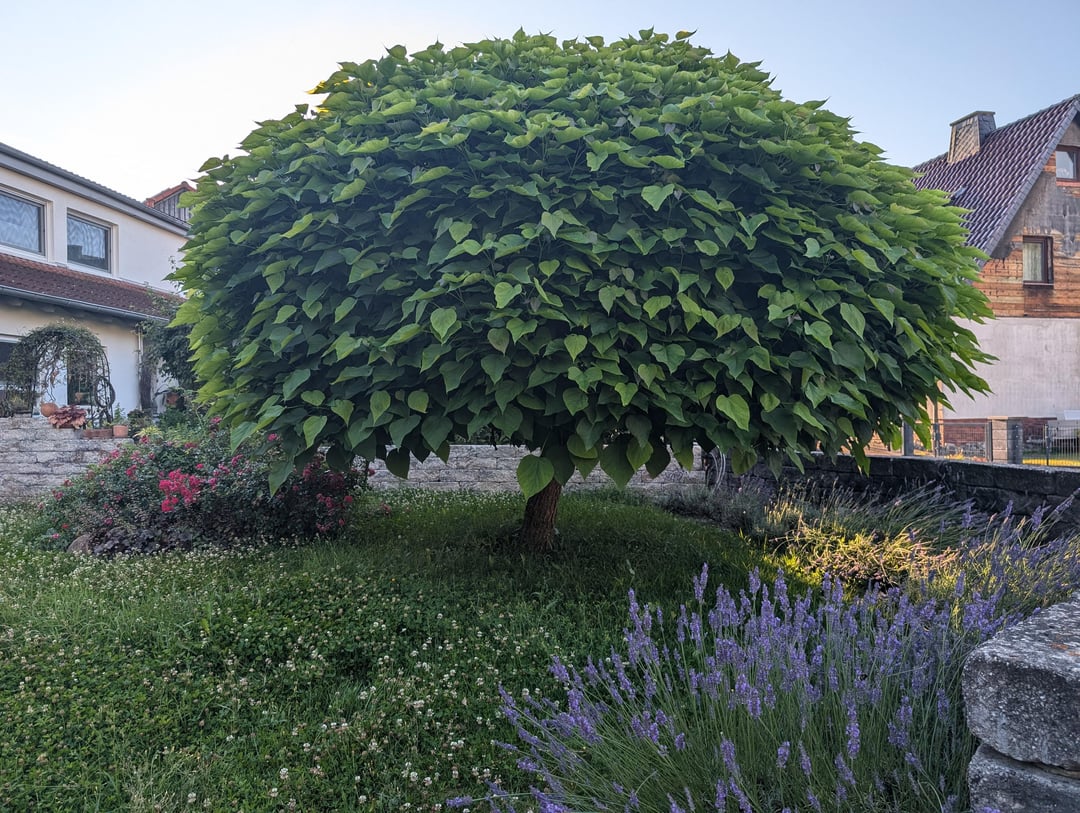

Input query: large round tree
[175,30,990,550]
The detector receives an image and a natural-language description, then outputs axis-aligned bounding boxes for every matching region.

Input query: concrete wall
[943,317,1080,420]
[0,415,124,503]
[370,446,1080,524]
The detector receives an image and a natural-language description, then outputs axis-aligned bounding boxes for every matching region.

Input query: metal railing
[1026,420,1080,467]
[869,420,1080,469]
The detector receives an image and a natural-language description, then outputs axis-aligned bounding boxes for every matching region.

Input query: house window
[67,214,110,271]
[1056,147,1079,180]
[1022,236,1053,284]
[0,190,44,254]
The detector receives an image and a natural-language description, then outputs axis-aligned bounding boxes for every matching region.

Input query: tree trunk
[520,478,562,552]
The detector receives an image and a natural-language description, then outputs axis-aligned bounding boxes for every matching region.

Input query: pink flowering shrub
[38,418,366,554]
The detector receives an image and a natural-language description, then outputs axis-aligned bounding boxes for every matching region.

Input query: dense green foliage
[176,30,991,497]
[140,295,199,392]
[33,419,363,554]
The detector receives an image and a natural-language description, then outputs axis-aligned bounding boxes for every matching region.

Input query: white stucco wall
[0,303,143,414]
[0,165,184,291]
[943,317,1080,419]
[0,147,187,416]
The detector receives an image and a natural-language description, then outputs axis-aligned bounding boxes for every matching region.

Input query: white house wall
[943,317,1080,419]
[0,165,182,291]
[0,302,142,413]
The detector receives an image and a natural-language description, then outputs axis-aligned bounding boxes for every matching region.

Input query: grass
[1022,452,1080,467]
[2,482,1076,812]
[0,488,764,812]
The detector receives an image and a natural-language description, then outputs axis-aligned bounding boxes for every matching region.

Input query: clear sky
[2,0,1075,202]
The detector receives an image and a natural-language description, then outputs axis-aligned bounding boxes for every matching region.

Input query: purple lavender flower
[776,741,791,769]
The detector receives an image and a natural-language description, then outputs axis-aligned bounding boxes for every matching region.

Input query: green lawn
[3,483,1075,812]
[0,489,762,812]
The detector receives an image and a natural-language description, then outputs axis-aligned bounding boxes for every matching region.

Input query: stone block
[963,594,1080,769]
[968,744,1080,813]
[993,464,1056,497]
[951,461,999,489]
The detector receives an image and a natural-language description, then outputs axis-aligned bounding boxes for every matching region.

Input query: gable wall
[982,121,1080,317]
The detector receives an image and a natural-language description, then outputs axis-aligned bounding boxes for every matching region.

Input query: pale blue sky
[2,0,1074,200]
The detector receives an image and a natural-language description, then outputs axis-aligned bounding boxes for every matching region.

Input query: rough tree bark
[520,478,562,552]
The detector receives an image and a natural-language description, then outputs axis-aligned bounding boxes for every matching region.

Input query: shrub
[35,418,366,554]
[489,498,1080,813]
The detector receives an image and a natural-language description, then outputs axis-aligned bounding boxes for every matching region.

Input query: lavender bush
[484,498,1080,813]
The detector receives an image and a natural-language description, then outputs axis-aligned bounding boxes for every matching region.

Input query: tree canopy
[175,30,990,523]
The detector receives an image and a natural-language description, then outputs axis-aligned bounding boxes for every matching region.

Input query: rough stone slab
[952,461,999,488]
[994,464,1057,496]
[969,744,1080,812]
[963,593,1080,769]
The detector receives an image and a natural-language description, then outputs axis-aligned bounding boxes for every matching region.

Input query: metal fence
[868,420,1080,469]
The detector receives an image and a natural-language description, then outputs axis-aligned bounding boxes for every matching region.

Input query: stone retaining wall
[749,453,1080,524]
[369,446,1080,521]
[368,444,706,492]
[963,593,1080,810]
[0,415,125,503]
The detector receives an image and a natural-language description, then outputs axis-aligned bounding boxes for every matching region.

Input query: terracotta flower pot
[112,424,129,438]
[39,402,59,418]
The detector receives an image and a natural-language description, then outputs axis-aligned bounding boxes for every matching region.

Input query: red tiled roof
[0,252,181,321]
[912,95,1080,256]
[144,182,194,208]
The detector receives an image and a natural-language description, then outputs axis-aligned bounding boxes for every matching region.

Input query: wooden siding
[981,149,1080,317]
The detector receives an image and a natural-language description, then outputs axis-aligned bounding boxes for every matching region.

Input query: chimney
[948,111,996,163]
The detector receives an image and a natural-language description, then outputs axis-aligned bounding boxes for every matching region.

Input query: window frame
[1022,235,1053,285]
[66,212,112,272]
[1056,146,1080,181]
[0,188,45,255]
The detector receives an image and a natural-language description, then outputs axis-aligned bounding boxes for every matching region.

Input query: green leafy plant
[175,30,991,550]
[46,404,87,429]
[124,408,152,434]
[140,294,198,392]
[35,418,366,554]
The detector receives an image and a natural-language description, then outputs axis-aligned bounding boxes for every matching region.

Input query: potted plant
[110,405,129,438]
[39,401,59,418]
[125,408,151,435]
[47,404,87,430]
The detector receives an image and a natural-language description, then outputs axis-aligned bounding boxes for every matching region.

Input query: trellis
[0,323,115,425]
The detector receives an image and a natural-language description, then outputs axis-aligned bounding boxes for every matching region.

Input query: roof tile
[913,95,1080,256]
[0,252,179,320]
